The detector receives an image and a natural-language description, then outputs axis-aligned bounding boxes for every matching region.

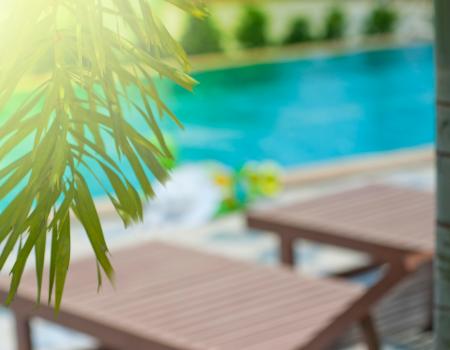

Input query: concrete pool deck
[186,35,432,75]
[283,146,433,187]
[0,150,435,350]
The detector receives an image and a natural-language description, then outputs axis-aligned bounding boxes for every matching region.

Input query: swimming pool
[3,43,435,203]
[158,43,434,168]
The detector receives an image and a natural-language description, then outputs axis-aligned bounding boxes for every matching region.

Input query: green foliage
[283,17,313,45]
[0,0,205,311]
[364,5,398,35]
[181,16,223,55]
[236,6,269,49]
[213,162,282,216]
[323,7,346,40]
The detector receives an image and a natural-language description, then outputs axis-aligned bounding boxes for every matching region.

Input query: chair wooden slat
[1,241,365,350]
[248,185,434,256]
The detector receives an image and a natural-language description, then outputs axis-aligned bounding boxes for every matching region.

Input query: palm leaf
[0,0,205,312]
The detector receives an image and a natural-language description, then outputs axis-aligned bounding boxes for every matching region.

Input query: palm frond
[0,0,205,312]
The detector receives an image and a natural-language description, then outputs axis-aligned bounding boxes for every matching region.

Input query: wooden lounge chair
[246,184,434,345]
[2,241,383,350]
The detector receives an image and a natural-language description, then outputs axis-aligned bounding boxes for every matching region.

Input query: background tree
[434,1,450,348]
[283,17,313,45]
[236,6,268,49]
[364,3,398,35]
[323,6,346,40]
[181,15,223,55]
[0,0,205,311]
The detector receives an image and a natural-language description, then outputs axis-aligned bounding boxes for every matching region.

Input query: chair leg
[424,261,434,331]
[423,289,434,332]
[97,346,119,350]
[280,236,295,267]
[359,315,380,350]
[14,312,32,350]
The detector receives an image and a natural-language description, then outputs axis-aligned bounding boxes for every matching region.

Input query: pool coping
[187,35,432,74]
[282,146,433,187]
[92,146,434,217]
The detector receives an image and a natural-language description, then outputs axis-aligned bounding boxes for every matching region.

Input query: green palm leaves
[0,0,205,312]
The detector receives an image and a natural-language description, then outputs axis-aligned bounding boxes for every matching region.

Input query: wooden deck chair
[246,184,434,345]
[1,241,385,350]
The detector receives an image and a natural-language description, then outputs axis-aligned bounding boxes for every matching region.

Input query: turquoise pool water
[158,43,434,168]
[3,43,434,203]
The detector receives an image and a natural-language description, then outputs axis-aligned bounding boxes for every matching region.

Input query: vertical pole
[434,0,450,349]
[14,312,32,350]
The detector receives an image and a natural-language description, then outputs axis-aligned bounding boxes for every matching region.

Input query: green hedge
[178,3,400,56]
[323,7,346,40]
[364,5,398,35]
[283,17,313,45]
[181,16,223,55]
[236,6,269,48]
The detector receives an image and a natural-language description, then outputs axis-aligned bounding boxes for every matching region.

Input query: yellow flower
[214,173,232,187]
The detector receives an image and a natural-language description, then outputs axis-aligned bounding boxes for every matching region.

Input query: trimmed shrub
[323,7,346,40]
[364,5,398,35]
[181,16,223,55]
[236,6,269,49]
[283,17,313,45]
